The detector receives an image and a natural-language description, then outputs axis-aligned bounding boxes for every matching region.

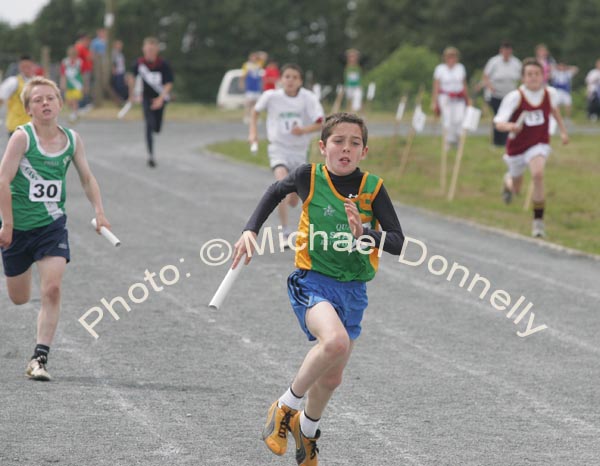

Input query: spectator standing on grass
[60,46,85,123]
[263,59,280,91]
[431,46,471,150]
[111,40,129,102]
[535,44,555,84]
[483,41,522,146]
[74,33,93,109]
[343,48,363,111]
[585,59,600,121]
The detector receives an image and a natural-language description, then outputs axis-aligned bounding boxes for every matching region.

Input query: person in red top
[494,58,569,238]
[263,59,280,91]
[74,33,93,106]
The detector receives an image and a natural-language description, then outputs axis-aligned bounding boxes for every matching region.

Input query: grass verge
[208,132,600,256]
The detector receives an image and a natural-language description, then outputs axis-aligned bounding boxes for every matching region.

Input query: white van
[216,69,245,109]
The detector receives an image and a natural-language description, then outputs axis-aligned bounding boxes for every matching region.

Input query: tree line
[1,0,599,102]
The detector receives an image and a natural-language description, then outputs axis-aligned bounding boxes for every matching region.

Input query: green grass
[208,132,600,256]
[78,101,246,122]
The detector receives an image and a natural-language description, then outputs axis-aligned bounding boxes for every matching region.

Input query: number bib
[524,110,545,127]
[278,116,302,134]
[29,180,62,202]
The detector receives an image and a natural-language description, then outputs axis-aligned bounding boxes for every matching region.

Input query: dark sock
[533,200,545,219]
[33,344,50,362]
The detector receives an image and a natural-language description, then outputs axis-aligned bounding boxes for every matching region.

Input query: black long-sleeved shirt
[245,164,405,255]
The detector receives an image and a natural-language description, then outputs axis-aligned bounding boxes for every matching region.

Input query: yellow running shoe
[262,401,297,455]
[290,411,320,466]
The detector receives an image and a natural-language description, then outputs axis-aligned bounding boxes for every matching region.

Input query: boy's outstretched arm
[71,132,111,233]
[232,166,306,268]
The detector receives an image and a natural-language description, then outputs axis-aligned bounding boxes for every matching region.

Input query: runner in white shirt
[431,47,471,148]
[550,61,578,118]
[249,64,324,241]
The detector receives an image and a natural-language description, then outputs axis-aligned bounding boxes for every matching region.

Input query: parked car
[216,69,245,109]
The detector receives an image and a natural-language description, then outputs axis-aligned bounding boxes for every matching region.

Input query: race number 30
[29,180,62,202]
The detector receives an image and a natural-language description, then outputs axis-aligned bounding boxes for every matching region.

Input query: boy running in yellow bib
[233,113,405,465]
[0,77,111,381]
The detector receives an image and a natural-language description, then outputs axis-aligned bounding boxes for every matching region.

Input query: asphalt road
[0,117,598,466]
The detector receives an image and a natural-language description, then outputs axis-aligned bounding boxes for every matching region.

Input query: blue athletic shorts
[287,269,368,341]
[1,215,70,277]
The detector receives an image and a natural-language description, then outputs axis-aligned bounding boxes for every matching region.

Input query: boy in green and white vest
[0,77,111,381]
[233,113,405,466]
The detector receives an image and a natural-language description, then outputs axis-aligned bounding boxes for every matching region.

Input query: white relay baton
[117,101,132,119]
[91,218,121,247]
[208,264,243,310]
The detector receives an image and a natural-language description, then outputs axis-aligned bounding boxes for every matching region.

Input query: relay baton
[208,264,243,310]
[91,218,121,247]
[117,101,132,119]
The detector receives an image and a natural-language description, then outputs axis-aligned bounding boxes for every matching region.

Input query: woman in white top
[431,47,471,147]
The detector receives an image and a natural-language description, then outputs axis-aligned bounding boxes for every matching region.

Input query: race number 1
[279,117,302,134]
[29,180,62,202]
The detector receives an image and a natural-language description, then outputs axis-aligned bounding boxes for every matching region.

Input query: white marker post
[384,95,408,169]
[330,85,345,114]
[312,83,322,101]
[366,82,376,102]
[399,87,426,176]
[351,87,363,112]
[208,264,244,310]
[117,101,132,119]
[447,106,481,201]
[91,218,121,247]
[395,97,407,122]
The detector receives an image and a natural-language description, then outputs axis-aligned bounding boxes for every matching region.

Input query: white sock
[278,387,303,411]
[300,410,319,438]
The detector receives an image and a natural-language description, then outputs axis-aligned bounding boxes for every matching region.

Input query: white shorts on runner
[503,143,551,178]
[268,144,307,172]
[555,89,572,107]
[245,91,261,101]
